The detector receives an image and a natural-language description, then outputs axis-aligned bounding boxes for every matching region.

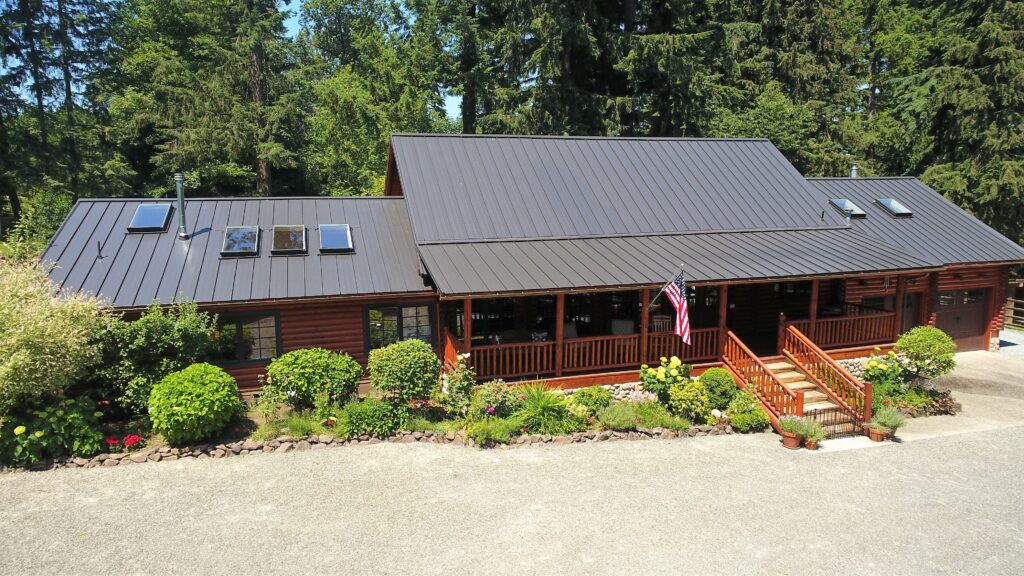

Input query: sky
[283,2,461,120]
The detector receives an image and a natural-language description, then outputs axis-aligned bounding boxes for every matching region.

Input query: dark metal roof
[391,134,846,243]
[418,228,937,297]
[42,197,430,307]
[807,178,1024,266]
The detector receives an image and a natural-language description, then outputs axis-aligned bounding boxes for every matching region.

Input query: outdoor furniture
[650,314,672,332]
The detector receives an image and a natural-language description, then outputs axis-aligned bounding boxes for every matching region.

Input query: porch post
[777,312,787,355]
[555,293,565,376]
[640,288,650,364]
[925,273,939,326]
[717,284,729,357]
[808,279,820,341]
[463,298,473,352]
[893,275,907,340]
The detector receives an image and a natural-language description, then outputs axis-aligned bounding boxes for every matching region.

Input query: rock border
[1,423,743,472]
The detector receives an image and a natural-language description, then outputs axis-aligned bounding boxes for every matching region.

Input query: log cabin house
[42,135,1024,427]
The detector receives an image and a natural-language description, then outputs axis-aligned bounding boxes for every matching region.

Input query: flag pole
[648,263,685,310]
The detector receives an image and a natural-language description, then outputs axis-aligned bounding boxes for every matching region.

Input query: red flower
[522,426,529,433]
[122,434,143,448]
[105,436,120,446]
[325,419,336,428]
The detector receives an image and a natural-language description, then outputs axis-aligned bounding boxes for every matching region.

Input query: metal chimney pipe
[174,173,187,239]
[850,162,858,178]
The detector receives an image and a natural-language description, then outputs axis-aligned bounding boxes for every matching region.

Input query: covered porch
[439,275,914,382]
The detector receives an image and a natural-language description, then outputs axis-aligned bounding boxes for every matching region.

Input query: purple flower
[486,406,495,415]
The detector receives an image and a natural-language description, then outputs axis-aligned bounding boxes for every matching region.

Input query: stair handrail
[782,325,872,422]
[722,331,804,425]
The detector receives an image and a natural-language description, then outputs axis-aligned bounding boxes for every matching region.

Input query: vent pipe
[174,173,187,239]
[850,162,858,178]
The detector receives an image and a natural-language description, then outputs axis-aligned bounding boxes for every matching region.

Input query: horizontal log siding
[936,265,1004,291]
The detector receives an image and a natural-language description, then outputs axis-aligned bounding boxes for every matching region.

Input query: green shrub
[0,397,105,465]
[91,302,217,416]
[265,348,361,409]
[338,397,407,438]
[597,402,639,431]
[640,356,692,403]
[698,368,738,411]
[725,389,771,433]
[368,339,441,404]
[895,326,957,378]
[863,352,909,411]
[778,415,803,435]
[435,353,476,416]
[251,412,327,441]
[468,380,525,421]
[466,416,522,445]
[515,383,585,435]
[0,260,102,415]
[870,407,906,432]
[632,401,690,431]
[404,415,460,433]
[667,380,713,424]
[568,386,614,417]
[801,418,825,442]
[148,363,242,445]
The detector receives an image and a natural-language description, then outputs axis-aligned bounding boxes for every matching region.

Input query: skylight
[829,198,866,218]
[127,203,173,232]
[221,226,259,256]
[272,225,306,254]
[319,224,354,253]
[876,198,912,218]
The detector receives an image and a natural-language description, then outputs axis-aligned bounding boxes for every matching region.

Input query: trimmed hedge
[149,363,242,445]
[339,397,407,438]
[265,348,362,409]
[698,368,738,411]
[368,339,441,404]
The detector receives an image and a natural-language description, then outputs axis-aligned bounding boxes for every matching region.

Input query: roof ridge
[414,225,855,246]
[391,133,771,143]
[806,176,918,181]
[74,195,401,202]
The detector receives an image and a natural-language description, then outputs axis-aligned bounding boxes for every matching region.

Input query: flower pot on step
[867,427,887,442]
[780,431,802,450]
[804,439,819,451]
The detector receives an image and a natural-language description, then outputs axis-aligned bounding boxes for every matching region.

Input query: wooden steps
[764,361,840,414]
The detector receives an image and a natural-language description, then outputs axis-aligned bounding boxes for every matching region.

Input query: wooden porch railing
[646,328,720,364]
[785,310,896,350]
[722,331,803,426]
[1007,297,1024,329]
[562,334,640,373]
[472,341,557,380]
[782,326,872,422]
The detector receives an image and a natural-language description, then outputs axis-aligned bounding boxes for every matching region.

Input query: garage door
[934,289,990,351]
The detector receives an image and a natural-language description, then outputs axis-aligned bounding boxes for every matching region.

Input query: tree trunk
[56,0,81,196]
[460,3,478,134]
[247,0,271,196]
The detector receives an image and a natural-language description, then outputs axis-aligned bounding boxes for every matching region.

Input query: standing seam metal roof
[42,197,430,307]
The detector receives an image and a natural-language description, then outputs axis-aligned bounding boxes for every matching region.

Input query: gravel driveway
[2,356,1023,576]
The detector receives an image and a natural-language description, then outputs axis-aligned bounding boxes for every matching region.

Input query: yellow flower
[670,356,681,367]
[647,368,657,376]
[657,373,666,381]
[34,431,43,438]
[660,357,668,365]
[13,426,26,436]
[670,369,679,376]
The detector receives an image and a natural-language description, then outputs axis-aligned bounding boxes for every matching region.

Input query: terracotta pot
[867,427,887,442]
[804,439,819,451]
[780,431,802,450]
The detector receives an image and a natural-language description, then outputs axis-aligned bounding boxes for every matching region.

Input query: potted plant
[866,422,889,442]
[801,418,824,450]
[778,415,803,449]
[870,407,905,440]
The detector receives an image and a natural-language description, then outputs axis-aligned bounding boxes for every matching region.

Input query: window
[319,224,354,253]
[876,198,912,217]
[211,314,279,362]
[367,304,434,350]
[829,198,866,218]
[272,225,306,254]
[128,203,173,232]
[221,226,259,256]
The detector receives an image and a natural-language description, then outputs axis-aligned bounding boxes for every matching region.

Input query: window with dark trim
[210,313,280,362]
[366,304,434,351]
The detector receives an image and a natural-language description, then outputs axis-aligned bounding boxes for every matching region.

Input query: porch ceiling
[418,228,940,297]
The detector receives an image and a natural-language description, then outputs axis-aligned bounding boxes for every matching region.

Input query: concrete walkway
[1,356,1022,575]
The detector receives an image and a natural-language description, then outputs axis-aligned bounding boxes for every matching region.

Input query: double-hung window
[366,304,434,351]
[211,313,280,362]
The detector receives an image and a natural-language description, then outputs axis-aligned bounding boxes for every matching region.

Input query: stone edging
[2,423,744,472]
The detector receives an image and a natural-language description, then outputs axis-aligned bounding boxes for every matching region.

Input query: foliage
[91,302,218,416]
[467,380,525,421]
[870,407,906,432]
[726,389,771,433]
[895,327,957,379]
[404,415,459,434]
[465,416,522,445]
[148,363,242,445]
[667,380,713,424]
[597,402,641,431]
[862,352,910,412]
[778,415,804,435]
[251,411,328,441]
[435,353,476,417]
[698,368,738,411]
[368,339,441,405]
[800,418,825,443]
[596,401,689,432]
[265,348,362,410]
[568,386,614,418]
[514,383,585,436]
[338,397,407,438]
[0,397,104,465]
[640,356,692,404]
[0,260,102,415]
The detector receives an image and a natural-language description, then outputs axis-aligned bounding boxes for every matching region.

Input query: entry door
[901,293,921,333]
[934,289,990,351]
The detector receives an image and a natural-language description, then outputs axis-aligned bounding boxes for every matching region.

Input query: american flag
[663,270,691,345]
